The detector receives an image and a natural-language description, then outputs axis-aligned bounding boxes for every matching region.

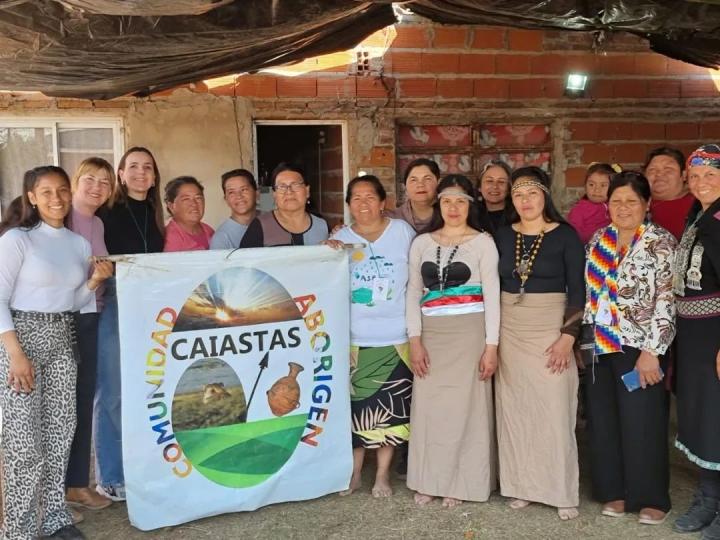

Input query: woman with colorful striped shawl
[583,171,677,526]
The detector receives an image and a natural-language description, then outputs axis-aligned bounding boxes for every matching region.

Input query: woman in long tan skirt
[406,175,500,508]
[495,167,585,520]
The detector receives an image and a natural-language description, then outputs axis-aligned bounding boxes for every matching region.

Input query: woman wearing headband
[405,175,500,508]
[494,166,585,520]
[673,145,720,538]
[583,171,676,526]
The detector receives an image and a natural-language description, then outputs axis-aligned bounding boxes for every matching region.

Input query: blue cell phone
[621,368,664,392]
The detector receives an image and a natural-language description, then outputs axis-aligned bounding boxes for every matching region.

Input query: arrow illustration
[241,351,269,422]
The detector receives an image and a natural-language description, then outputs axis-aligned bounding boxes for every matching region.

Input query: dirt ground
[75,441,700,540]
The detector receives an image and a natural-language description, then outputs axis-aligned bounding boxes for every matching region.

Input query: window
[0,119,123,217]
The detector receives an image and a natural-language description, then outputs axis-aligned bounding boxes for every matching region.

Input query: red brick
[392,26,430,48]
[599,55,635,75]
[367,147,395,167]
[582,143,614,162]
[631,123,665,140]
[614,143,649,164]
[701,121,720,139]
[509,78,544,99]
[58,99,93,109]
[92,99,131,109]
[542,78,565,99]
[647,80,681,98]
[565,166,588,187]
[421,53,460,73]
[666,122,700,140]
[530,54,566,75]
[458,53,495,73]
[667,59,711,76]
[681,79,719,98]
[588,79,614,99]
[20,100,51,109]
[634,55,667,76]
[208,83,237,96]
[390,52,422,73]
[597,123,623,141]
[471,27,505,49]
[473,78,509,99]
[356,77,395,98]
[495,54,531,74]
[277,77,317,97]
[565,53,600,74]
[433,27,467,48]
[437,78,474,98]
[613,79,648,98]
[234,75,277,97]
[317,78,356,98]
[569,121,600,141]
[508,29,543,51]
[398,78,437,97]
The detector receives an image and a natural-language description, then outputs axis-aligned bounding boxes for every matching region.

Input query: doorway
[254,121,348,226]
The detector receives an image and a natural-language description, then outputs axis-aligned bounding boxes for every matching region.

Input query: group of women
[0,142,718,539]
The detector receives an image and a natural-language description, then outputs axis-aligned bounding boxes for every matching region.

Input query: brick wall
[216,20,720,209]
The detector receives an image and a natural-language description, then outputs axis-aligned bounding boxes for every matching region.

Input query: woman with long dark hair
[495,166,585,520]
[0,166,112,540]
[405,174,500,508]
[95,147,165,502]
[477,159,512,234]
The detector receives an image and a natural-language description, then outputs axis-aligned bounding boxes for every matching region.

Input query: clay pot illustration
[267,362,304,416]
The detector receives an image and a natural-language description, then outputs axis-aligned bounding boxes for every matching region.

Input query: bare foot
[442,497,463,508]
[509,498,532,510]
[638,507,667,525]
[414,492,435,506]
[339,471,362,496]
[558,507,579,521]
[371,476,392,498]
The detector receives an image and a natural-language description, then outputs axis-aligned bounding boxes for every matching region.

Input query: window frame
[0,117,124,218]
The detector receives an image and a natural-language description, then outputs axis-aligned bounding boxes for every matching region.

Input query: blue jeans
[93,278,124,488]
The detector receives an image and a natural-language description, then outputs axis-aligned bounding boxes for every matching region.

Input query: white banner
[116,246,351,531]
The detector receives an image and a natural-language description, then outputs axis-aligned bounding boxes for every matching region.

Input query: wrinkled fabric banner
[116,246,351,531]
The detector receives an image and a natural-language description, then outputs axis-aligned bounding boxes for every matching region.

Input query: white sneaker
[95,484,126,502]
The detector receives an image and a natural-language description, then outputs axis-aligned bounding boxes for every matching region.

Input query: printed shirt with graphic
[332,218,415,347]
[406,232,501,344]
[583,222,678,356]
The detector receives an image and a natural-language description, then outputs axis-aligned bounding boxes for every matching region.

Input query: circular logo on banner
[170,267,308,488]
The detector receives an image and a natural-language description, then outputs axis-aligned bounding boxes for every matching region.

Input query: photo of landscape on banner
[116,247,351,531]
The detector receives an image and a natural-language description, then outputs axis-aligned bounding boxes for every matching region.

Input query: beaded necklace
[435,244,460,291]
[513,229,545,301]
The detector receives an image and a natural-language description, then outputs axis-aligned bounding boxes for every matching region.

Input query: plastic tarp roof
[0,1,718,99]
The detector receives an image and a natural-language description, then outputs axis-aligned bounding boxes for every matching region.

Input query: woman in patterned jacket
[582,171,677,526]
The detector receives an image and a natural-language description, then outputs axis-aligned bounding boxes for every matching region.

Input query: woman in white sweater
[0,166,112,540]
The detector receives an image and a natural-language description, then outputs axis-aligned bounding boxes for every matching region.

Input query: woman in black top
[494,166,585,521]
[477,159,511,235]
[94,147,164,502]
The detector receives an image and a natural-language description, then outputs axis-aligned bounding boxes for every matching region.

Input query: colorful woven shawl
[586,223,645,355]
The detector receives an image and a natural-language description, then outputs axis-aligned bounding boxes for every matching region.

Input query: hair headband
[511,178,550,195]
[687,144,720,170]
[437,187,474,202]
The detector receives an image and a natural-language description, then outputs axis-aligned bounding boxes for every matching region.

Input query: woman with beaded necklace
[405,174,500,508]
[494,166,585,521]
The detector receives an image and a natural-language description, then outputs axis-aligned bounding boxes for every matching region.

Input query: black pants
[584,346,671,512]
[65,312,99,488]
[700,469,720,499]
